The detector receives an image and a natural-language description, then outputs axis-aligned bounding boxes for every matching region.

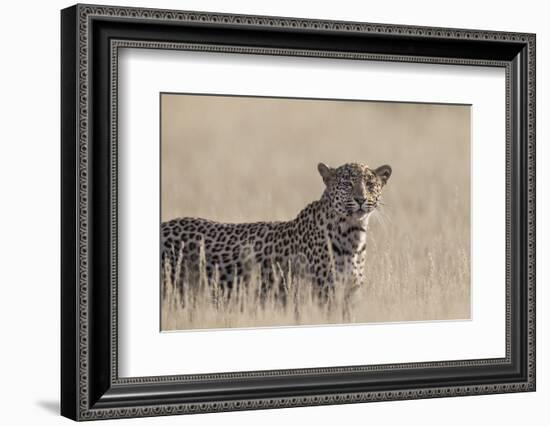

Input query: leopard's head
[318,162,391,219]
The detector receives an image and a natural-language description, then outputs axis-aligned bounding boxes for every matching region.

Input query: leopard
[161,162,391,307]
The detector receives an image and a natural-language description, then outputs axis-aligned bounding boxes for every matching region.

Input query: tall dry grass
[161,249,361,330]
[161,94,471,331]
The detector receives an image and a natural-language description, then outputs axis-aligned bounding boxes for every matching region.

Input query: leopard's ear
[375,165,392,185]
[317,163,334,185]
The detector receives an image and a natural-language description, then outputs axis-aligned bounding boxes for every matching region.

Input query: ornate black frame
[61,3,536,421]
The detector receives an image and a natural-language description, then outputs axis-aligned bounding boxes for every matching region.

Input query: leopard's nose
[354,196,366,205]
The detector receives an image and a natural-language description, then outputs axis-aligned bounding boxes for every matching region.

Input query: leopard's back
[161,217,297,292]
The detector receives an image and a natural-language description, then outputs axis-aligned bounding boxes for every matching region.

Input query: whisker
[373,205,393,231]
[371,209,387,229]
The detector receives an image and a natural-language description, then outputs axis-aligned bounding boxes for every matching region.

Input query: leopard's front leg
[342,250,367,321]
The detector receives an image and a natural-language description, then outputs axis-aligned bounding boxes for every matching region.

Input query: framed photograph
[61,4,536,421]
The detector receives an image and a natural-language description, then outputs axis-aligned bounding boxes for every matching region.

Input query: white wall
[0,0,546,424]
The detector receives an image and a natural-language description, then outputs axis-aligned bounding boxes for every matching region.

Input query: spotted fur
[161,162,391,303]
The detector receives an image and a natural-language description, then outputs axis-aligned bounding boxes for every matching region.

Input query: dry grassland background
[161,94,471,331]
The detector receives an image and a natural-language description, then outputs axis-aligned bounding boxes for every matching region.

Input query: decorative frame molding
[61,3,535,421]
